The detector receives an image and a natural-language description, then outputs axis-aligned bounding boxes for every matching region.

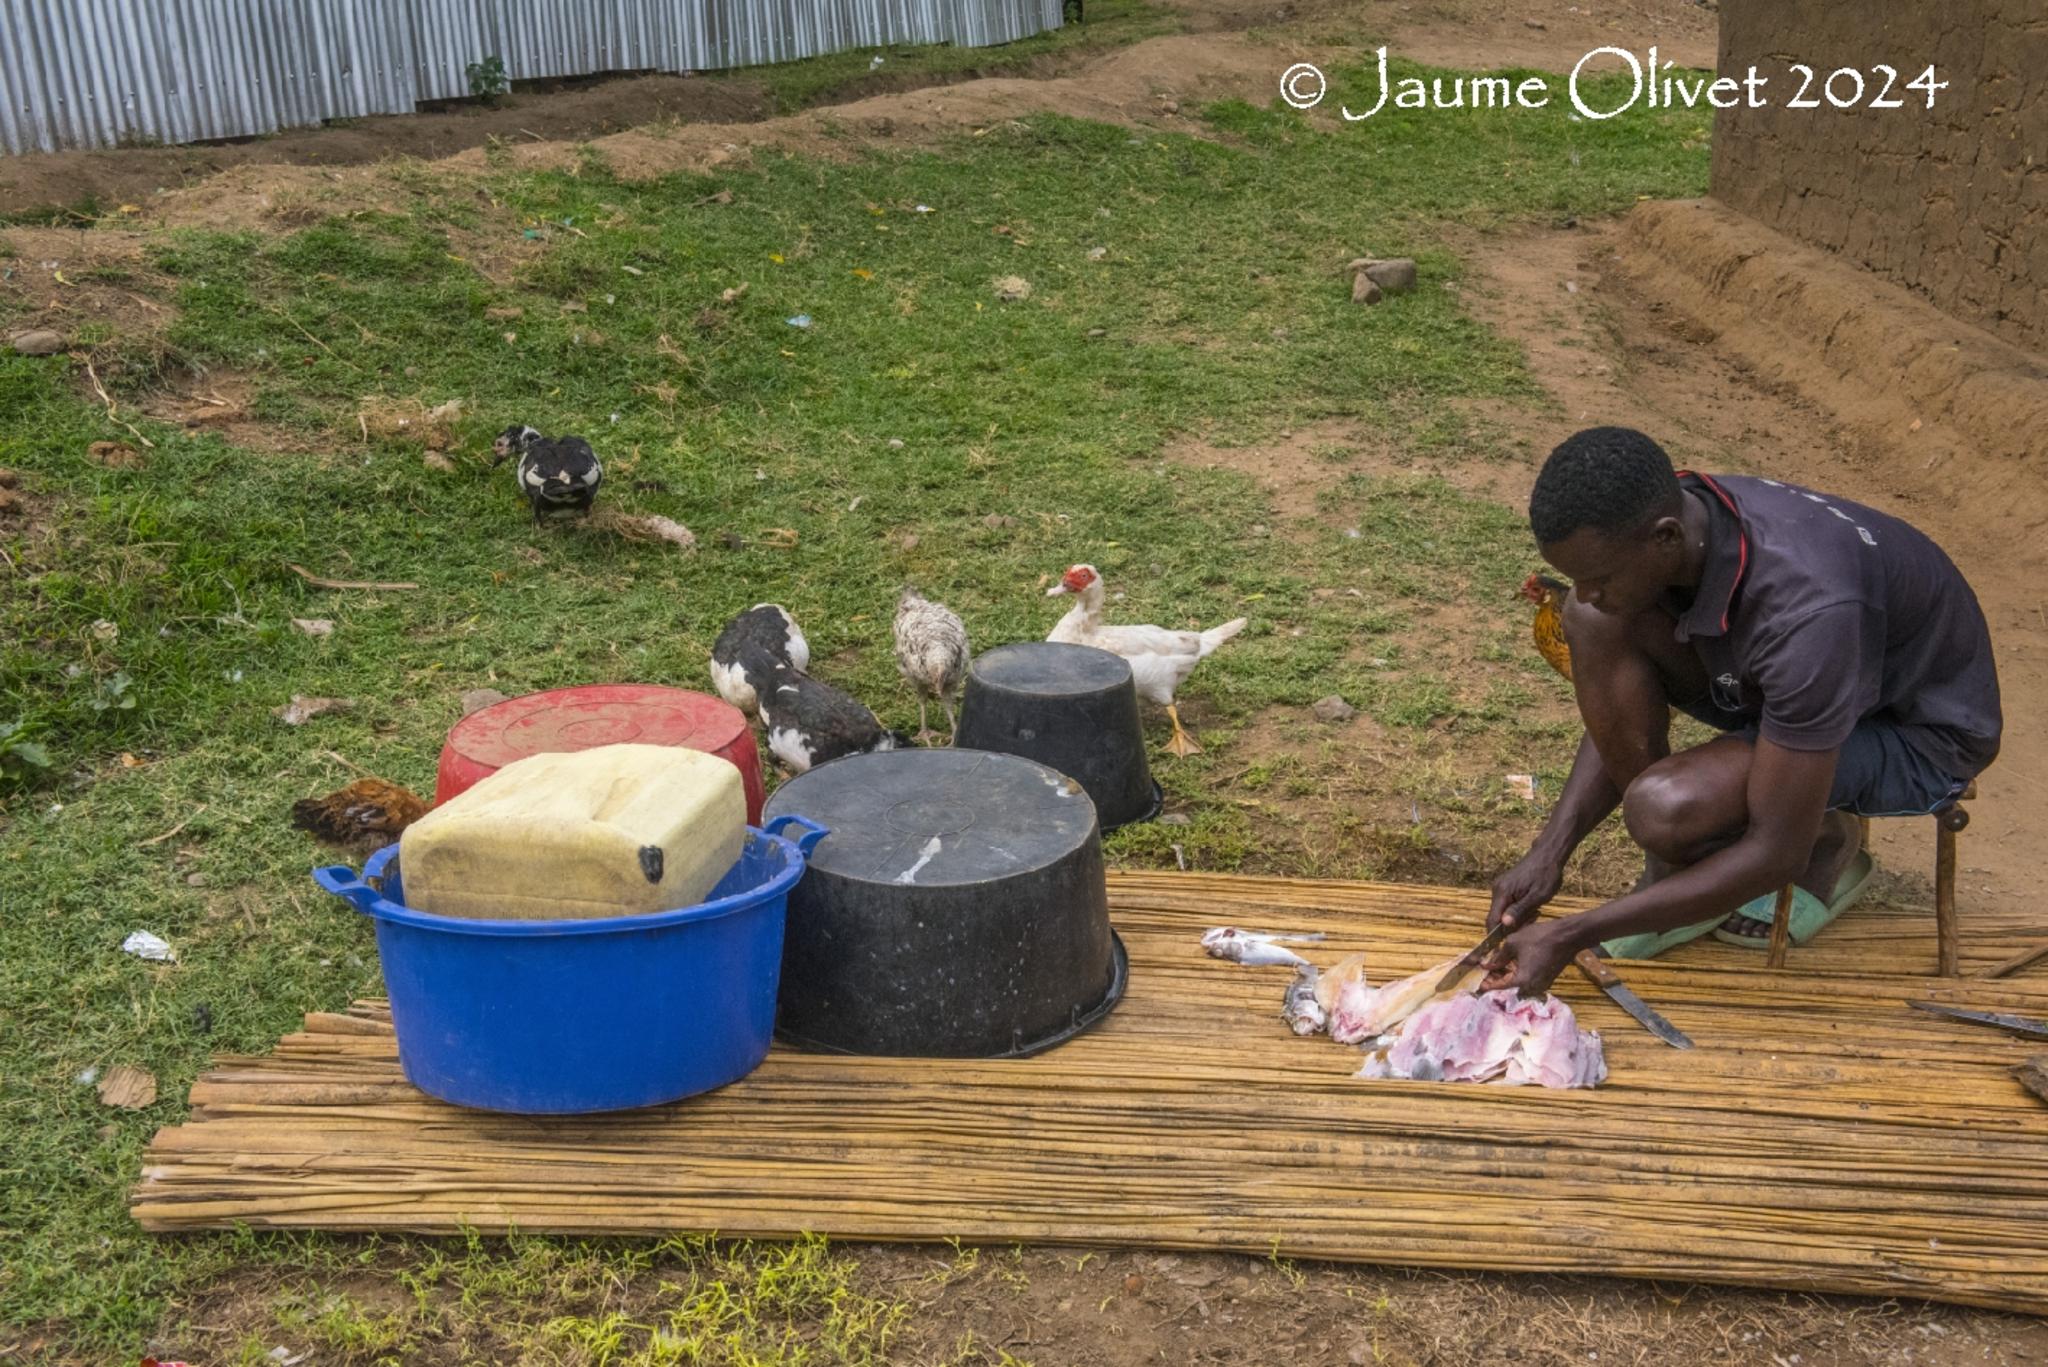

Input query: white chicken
[1045,563,1246,757]
[893,586,970,745]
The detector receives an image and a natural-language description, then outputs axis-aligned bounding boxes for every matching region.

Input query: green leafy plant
[0,719,52,782]
[89,671,136,713]
[466,55,511,102]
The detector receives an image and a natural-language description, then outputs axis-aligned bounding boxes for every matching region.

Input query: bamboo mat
[134,874,2048,1313]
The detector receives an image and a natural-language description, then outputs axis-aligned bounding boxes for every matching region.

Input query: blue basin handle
[312,863,383,914]
[765,814,830,856]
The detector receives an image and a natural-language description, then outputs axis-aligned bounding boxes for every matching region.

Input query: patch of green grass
[0,61,1708,1358]
[730,0,1181,115]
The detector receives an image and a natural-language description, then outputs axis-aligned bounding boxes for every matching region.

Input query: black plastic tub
[763,747,1126,1058]
[951,641,1161,832]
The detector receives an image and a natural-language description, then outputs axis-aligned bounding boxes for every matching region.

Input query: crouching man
[1481,427,2000,995]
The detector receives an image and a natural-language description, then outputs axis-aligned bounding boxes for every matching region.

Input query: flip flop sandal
[1599,913,1728,962]
[1713,848,1877,949]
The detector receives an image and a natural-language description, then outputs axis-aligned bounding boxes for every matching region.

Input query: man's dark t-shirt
[1664,473,2001,781]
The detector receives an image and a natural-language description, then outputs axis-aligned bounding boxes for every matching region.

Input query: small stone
[887,438,905,449]
[1351,273,1382,306]
[1159,813,1192,827]
[1311,694,1356,723]
[1124,1274,1145,1294]
[291,618,334,637]
[1086,327,1107,338]
[992,275,1032,302]
[1159,99,1180,114]
[982,513,1016,529]
[1363,258,1418,293]
[461,688,511,716]
[1524,18,1547,28]
[10,329,65,356]
[1087,246,1107,261]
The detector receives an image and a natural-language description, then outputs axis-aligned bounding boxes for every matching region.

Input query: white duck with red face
[1045,563,1246,757]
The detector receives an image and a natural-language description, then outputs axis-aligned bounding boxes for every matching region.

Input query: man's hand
[1479,916,1581,997]
[1488,850,1563,932]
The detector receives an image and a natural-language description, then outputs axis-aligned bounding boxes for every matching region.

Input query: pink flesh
[1362,990,1606,1089]
[1327,956,1482,1045]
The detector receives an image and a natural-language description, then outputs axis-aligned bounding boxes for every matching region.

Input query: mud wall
[1711,1,2047,354]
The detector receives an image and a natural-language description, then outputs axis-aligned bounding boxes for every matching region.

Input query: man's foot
[1717,809,1863,941]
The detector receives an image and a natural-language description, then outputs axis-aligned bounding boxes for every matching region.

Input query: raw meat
[1324,955,1486,1045]
[1356,989,1606,1089]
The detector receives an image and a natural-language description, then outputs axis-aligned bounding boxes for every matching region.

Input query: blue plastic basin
[312,815,827,1114]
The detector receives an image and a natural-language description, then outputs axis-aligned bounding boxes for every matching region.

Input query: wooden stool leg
[1857,816,1871,852]
[1766,884,1796,969]
[1935,804,1969,977]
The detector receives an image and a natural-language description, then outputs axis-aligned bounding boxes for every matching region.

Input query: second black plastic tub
[951,641,1161,831]
[763,747,1126,1058]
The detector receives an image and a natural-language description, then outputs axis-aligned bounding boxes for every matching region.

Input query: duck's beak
[1046,583,1071,596]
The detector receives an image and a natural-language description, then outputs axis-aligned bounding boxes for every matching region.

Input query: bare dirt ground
[14,0,2048,1360]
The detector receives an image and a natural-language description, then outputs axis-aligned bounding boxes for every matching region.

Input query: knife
[1434,921,1510,994]
[1909,1001,2048,1042]
[1572,948,1695,1049]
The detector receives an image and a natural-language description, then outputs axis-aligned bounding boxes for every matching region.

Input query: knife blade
[1572,948,1694,1049]
[1434,921,1510,994]
[1909,1001,2048,1041]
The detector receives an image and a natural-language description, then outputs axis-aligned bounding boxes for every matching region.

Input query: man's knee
[1622,768,1703,863]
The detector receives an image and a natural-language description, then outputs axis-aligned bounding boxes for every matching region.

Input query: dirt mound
[144,31,1304,233]
[1617,198,2048,568]
[0,72,774,221]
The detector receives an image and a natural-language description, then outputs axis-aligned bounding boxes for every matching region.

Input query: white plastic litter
[121,931,176,962]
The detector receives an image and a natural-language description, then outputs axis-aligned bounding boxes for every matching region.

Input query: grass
[0,53,1710,1361]
[731,0,1183,115]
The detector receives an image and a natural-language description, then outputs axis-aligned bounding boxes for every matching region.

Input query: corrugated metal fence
[0,0,1064,155]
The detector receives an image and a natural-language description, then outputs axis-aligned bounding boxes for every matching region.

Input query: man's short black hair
[1528,426,1682,545]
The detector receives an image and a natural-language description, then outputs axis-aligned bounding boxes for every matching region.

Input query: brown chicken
[290,778,430,855]
[1521,572,1572,682]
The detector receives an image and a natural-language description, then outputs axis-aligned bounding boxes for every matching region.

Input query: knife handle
[1573,947,1621,989]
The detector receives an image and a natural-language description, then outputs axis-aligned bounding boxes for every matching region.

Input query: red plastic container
[436,684,765,823]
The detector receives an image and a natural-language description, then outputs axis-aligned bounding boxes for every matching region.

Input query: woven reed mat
[133,874,2048,1313]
